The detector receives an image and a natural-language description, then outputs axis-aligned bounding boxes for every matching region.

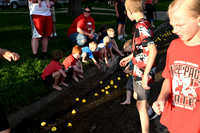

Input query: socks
[118,35,123,40]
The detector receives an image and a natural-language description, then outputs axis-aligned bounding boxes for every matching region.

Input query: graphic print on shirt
[87,22,92,31]
[170,60,200,110]
[132,19,154,85]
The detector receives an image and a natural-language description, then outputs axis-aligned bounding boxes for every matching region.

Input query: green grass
[0,3,165,114]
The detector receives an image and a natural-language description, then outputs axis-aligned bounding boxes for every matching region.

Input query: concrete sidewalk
[0,7,168,21]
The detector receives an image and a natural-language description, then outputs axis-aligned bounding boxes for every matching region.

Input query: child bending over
[41,50,68,90]
[81,41,101,70]
[63,45,84,82]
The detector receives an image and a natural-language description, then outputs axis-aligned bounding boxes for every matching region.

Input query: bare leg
[120,90,131,105]
[122,24,126,35]
[0,128,10,133]
[136,100,149,133]
[52,71,62,90]
[72,70,79,82]
[117,24,123,39]
[111,39,124,56]
[82,52,88,63]
[41,37,48,53]
[31,38,39,54]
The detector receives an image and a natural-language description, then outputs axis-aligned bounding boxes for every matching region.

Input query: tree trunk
[68,0,82,16]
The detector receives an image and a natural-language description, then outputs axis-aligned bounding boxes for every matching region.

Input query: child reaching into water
[62,45,84,82]
[81,41,101,70]
[96,36,110,66]
[152,0,200,132]
[41,50,68,90]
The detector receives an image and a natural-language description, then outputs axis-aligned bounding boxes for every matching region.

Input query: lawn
[0,1,166,114]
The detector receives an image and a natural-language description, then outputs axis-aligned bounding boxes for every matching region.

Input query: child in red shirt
[63,45,83,82]
[152,0,200,132]
[41,50,68,90]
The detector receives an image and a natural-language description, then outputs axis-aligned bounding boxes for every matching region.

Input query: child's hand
[82,59,88,63]
[119,58,129,67]
[4,52,20,62]
[123,69,132,74]
[106,63,110,66]
[152,99,165,115]
[142,75,150,90]
[96,64,101,70]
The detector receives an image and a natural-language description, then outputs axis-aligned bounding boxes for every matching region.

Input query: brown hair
[72,45,82,55]
[52,50,63,61]
[125,0,144,12]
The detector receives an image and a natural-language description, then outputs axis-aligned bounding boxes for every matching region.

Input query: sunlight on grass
[0,25,30,31]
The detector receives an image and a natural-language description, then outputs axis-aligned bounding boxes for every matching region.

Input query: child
[120,0,157,132]
[62,45,84,82]
[152,0,200,132]
[96,36,110,66]
[120,39,134,105]
[106,28,124,57]
[97,24,109,44]
[38,0,51,8]
[81,41,101,70]
[41,50,68,90]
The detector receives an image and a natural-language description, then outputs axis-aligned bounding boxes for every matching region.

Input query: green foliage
[0,4,165,114]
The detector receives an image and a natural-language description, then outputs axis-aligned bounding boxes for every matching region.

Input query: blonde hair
[107,28,115,34]
[89,41,97,47]
[103,36,110,44]
[123,39,132,50]
[168,0,200,18]
[72,45,82,55]
[125,0,144,12]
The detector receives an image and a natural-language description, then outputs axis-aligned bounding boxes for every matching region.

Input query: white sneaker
[54,33,57,37]
[123,33,128,38]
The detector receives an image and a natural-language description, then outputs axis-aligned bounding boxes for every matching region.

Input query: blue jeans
[68,32,98,46]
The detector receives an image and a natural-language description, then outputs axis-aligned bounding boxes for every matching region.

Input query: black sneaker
[33,54,39,59]
[149,111,158,121]
[41,52,51,59]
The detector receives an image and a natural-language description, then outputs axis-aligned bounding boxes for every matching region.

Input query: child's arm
[152,78,170,115]
[104,48,109,66]
[123,64,132,74]
[119,53,133,67]
[59,69,67,78]
[142,43,157,89]
[114,1,119,18]
[91,58,101,70]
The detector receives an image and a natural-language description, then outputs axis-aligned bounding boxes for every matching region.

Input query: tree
[68,0,82,16]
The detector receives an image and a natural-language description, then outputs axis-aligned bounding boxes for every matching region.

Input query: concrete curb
[9,55,120,131]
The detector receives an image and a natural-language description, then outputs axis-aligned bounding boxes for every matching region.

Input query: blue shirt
[82,46,94,59]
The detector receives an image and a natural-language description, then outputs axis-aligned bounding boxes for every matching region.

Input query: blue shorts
[68,32,98,47]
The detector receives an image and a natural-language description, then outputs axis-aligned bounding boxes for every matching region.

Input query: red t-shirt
[67,14,95,37]
[161,38,200,133]
[132,18,154,84]
[41,60,62,80]
[62,54,78,70]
